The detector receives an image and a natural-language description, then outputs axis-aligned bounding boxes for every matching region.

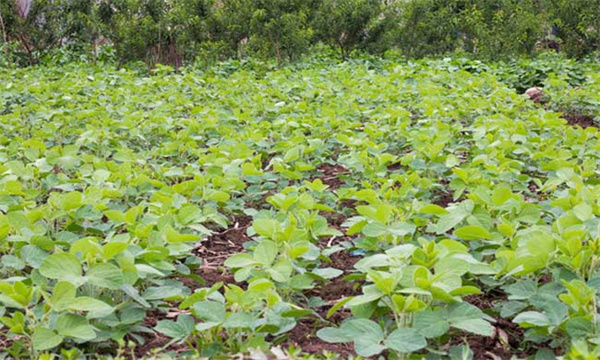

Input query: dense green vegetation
[1,0,599,69]
[0,53,599,359]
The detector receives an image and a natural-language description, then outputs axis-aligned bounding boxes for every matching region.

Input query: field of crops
[1,56,600,359]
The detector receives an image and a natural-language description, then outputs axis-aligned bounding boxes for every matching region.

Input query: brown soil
[283,319,358,358]
[562,112,596,129]
[435,190,455,208]
[319,199,358,229]
[387,162,403,171]
[311,277,359,303]
[196,267,237,287]
[192,216,252,287]
[457,295,527,360]
[527,181,538,194]
[455,150,469,165]
[312,164,349,190]
[339,199,357,210]
[193,217,250,265]
[0,329,15,352]
[130,310,190,359]
[328,250,360,274]
[320,211,347,227]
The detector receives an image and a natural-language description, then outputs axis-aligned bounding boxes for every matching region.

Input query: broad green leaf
[566,317,593,339]
[317,327,352,343]
[253,219,281,238]
[454,225,491,240]
[224,253,257,268]
[254,240,278,266]
[413,310,450,338]
[447,303,493,336]
[192,301,226,330]
[33,327,63,351]
[431,200,474,234]
[86,263,123,289]
[165,226,201,243]
[223,312,255,329]
[573,203,593,221]
[513,311,551,327]
[56,314,95,340]
[51,281,76,311]
[40,253,82,282]
[156,314,194,340]
[384,327,427,353]
[67,297,113,313]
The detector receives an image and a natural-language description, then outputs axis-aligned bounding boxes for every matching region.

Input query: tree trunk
[17,32,34,66]
[270,35,282,68]
[93,38,97,66]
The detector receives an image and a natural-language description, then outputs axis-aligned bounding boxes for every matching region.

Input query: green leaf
[224,253,257,268]
[419,204,449,215]
[346,292,383,307]
[341,318,383,339]
[447,303,494,336]
[60,191,84,211]
[143,286,182,300]
[337,319,386,357]
[253,219,281,238]
[223,312,255,329]
[86,263,123,290]
[566,317,593,339]
[449,345,474,360]
[317,327,352,343]
[40,253,82,282]
[327,297,352,318]
[517,203,541,224]
[513,311,551,327]
[156,314,194,340]
[268,259,293,282]
[354,337,386,357]
[454,225,491,240]
[362,222,387,237]
[207,190,229,202]
[384,327,427,353]
[413,310,450,338]
[492,185,515,206]
[165,226,201,243]
[102,242,128,260]
[431,200,474,234]
[33,327,63,351]
[573,203,593,221]
[51,281,76,311]
[192,301,226,330]
[254,240,278,266]
[56,314,95,341]
[312,267,343,279]
[67,297,114,313]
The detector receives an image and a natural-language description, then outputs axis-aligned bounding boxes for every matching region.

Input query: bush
[1,0,599,68]
[393,0,547,60]
[313,0,382,60]
[545,0,600,58]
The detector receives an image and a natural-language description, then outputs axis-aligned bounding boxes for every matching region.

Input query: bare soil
[312,164,350,190]
[284,319,357,358]
[562,112,596,129]
[455,294,530,360]
[192,216,252,287]
[131,310,190,359]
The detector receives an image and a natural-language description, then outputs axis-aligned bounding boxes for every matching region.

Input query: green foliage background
[0,0,599,68]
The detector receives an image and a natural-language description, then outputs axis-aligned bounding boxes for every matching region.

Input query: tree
[246,0,316,67]
[314,0,381,60]
[545,0,600,58]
